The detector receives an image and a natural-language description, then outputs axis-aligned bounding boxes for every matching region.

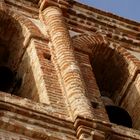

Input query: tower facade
[0,0,140,139]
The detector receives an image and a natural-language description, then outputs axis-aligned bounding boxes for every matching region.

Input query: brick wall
[75,51,109,121]
[0,0,140,139]
[72,33,140,131]
[0,129,35,140]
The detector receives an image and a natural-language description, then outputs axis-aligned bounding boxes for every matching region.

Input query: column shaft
[43,6,93,119]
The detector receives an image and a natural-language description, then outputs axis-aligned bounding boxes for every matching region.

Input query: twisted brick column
[42,6,93,119]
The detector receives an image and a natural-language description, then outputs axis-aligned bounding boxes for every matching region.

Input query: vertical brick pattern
[43,6,93,119]
[34,41,69,117]
[75,52,100,99]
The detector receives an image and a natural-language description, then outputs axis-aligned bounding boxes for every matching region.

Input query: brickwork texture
[0,0,140,139]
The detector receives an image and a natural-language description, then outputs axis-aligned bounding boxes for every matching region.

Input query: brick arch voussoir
[115,44,140,69]
[72,33,140,76]
[0,8,44,40]
[72,33,109,54]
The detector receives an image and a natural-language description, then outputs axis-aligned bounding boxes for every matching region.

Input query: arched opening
[0,11,23,93]
[72,34,140,129]
[101,96,132,128]
[91,44,132,128]
[0,11,39,101]
[105,105,132,128]
[92,46,129,99]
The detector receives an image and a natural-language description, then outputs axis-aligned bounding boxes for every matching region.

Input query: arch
[72,33,108,54]
[0,8,44,42]
[73,33,129,98]
[72,33,139,101]
[0,7,44,101]
[0,6,45,70]
[72,33,140,129]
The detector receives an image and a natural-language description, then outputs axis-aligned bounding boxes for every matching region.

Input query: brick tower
[0,0,140,139]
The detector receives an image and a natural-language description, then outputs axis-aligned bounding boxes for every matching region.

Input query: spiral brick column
[42,6,93,119]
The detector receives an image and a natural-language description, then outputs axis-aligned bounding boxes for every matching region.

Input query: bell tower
[0,0,140,139]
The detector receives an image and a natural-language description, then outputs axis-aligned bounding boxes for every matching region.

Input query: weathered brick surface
[42,6,94,120]
[122,74,140,130]
[34,39,69,117]
[0,0,140,139]
[75,51,109,122]
[0,129,35,140]
[0,92,76,140]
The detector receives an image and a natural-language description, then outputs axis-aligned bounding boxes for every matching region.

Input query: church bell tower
[0,0,140,139]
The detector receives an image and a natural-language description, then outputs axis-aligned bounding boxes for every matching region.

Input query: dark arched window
[0,11,39,101]
[91,45,133,128]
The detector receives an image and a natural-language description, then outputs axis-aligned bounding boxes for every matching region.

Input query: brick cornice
[39,0,140,52]
[74,116,140,140]
[0,92,76,139]
[39,0,140,28]
[39,0,140,27]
